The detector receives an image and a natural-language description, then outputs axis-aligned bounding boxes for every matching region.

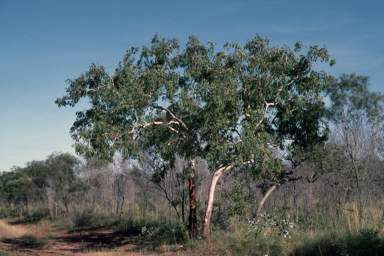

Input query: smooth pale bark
[202,160,254,238]
[189,159,197,237]
[201,166,226,238]
[256,184,278,218]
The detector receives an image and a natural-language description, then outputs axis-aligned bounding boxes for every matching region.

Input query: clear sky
[1,0,383,171]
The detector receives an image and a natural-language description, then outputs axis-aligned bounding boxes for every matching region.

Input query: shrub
[72,210,114,228]
[249,212,296,238]
[296,228,384,256]
[111,214,155,234]
[148,223,188,246]
[26,208,50,221]
[221,221,289,256]
[20,233,51,248]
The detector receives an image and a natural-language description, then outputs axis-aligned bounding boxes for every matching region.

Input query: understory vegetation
[1,198,384,255]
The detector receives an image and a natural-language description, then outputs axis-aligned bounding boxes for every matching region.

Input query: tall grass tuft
[291,199,384,256]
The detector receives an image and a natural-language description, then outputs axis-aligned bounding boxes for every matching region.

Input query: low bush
[224,215,294,256]
[71,210,115,228]
[111,214,163,234]
[20,233,51,248]
[26,208,50,221]
[141,222,188,246]
[296,228,384,256]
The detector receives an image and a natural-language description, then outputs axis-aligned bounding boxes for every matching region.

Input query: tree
[326,73,384,191]
[56,35,201,235]
[0,153,87,218]
[181,37,335,237]
[0,167,32,211]
[131,150,207,224]
[56,34,335,237]
[44,152,87,215]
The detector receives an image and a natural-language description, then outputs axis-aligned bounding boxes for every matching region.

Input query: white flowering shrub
[249,213,296,238]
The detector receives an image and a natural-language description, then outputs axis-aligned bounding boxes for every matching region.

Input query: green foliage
[0,167,32,206]
[294,142,352,176]
[221,181,248,217]
[217,219,289,256]
[0,152,89,218]
[327,73,384,126]
[72,210,115,228]
[111,213,161,234]
[25,208,51,221]
[326,73,384,189]
[56,34,335,180]
[296,229,384,256]
[56,34,336,236]
[45,153,84,209]
[142,223,188,246]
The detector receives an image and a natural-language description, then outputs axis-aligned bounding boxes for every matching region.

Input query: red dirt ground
[0,219,183,255]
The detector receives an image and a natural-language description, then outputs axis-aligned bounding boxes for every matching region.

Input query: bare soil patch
[0,219,183,255]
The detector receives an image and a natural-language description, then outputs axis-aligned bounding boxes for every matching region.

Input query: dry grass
[84,247,182,255]
[0,219,28,239]
[342,200,384,233]
[0,219,53,249]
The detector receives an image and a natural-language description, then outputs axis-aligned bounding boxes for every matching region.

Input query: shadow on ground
[1,225,147,255]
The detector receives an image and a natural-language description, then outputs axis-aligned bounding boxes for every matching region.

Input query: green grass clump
[295,228,384,256]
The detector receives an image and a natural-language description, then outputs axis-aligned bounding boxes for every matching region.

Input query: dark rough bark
[189,170,197,237]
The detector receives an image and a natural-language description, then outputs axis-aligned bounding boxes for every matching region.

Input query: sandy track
[0,219,182,255]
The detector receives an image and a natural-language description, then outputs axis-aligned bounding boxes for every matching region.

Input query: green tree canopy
[0,167,31,207]
[56,34,335,237]
[0,152,87,217]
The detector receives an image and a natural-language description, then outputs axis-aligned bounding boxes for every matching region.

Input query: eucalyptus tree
[0,167,32,210]
[56,35,203,235]
[181,37,335,237]
[326,73,384,190]
[44,152,86,215]
[56,34,335,237]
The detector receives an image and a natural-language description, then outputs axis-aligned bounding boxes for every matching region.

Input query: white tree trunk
[202,167,226,238]
[202,159,254,238]
[256,184,278,218]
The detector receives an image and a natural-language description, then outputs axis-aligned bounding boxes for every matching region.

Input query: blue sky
[1,0,383,171]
